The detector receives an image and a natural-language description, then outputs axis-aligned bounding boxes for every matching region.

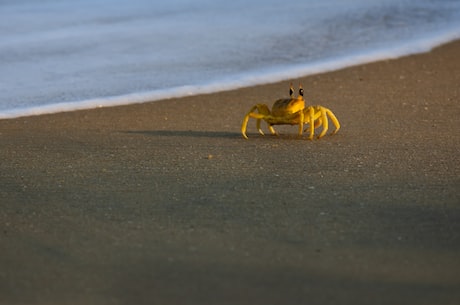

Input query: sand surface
[1,41,459,305]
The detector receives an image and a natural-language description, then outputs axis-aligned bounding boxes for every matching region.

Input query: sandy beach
[1,40,459,305]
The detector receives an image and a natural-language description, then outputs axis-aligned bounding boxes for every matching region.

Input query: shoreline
[2,36,460,121]
[1,40,459,304]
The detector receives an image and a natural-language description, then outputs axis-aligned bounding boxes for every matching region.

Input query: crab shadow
[121,130,329,141]
[121,130,242,139]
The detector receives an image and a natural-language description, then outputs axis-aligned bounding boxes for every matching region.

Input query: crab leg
[241,105,257,139]
[241,115,251,139]
[297,109,305,136]
[326,108,340,135]
[256,118,264,135]
[318,109,329,139]
[267,124,278,135]
[304,106,316,140]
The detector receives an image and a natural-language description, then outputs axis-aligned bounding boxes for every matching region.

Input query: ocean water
[1,0,459,119]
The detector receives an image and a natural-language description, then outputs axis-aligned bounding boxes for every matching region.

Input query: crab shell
[271,96,305,117]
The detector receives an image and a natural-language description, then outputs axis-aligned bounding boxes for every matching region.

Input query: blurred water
[1,0,459,118]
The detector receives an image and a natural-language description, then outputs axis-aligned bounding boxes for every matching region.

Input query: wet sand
[1,40,459,305]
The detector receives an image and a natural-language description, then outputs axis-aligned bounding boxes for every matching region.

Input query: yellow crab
[241,84,340,140]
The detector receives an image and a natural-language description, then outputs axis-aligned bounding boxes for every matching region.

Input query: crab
[241,84,340,140]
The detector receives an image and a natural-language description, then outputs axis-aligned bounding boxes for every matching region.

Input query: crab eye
[299,88,304,96]
[289,85,294,97]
